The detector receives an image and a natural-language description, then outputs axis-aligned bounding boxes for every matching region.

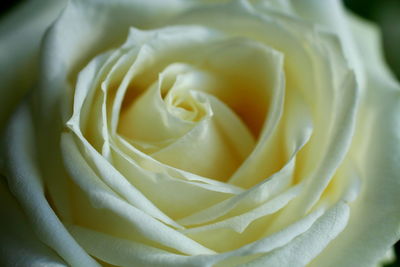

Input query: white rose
[1,0,399,266]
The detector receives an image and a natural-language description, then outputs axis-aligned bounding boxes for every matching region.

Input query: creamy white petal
[68,225,207,267]
[64,127,182,228]
[37,0,193,119]
[114,34,280,184]
[67,201,325,267]
[0,0,66,130]
[310,41,400,267]
[110,141,238,219]
[241,201,349,266]
[61,133,215,255]
[246,4,359,213]
[114,134,244,192]
[177,164,295,226]
[151,118,240,181]
[222,48,285,187]
[98,46,142,159]
[177,121,310,226]
[87,25,286,201]
[196,204,327,266]
[66,27,229,226]
[187,184,301,232]
[0,180,66,267]
[118,67,201,149]
[264,72,358,236]
[171,0,348,191]
[68,50,118,152]
[67,199,342,267]
[289,0,365,87]
[177,188,308,253]
[287,72,358,215]
[3,104,99,267]
[249,0,293,14]
[30,0,198,229]
[110,26,223,136]
[205,93,255,160]
[346,12,399,88]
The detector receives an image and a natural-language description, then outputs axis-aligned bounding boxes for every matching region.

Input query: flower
[1,0,399,266]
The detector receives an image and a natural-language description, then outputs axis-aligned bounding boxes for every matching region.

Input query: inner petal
[119,62,254,181]
[115,37,285,182]
[164,80,208,123]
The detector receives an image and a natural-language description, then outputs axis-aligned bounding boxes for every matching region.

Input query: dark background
[1,0,399,266]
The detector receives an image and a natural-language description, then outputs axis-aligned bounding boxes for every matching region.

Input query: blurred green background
[1,0,399,266]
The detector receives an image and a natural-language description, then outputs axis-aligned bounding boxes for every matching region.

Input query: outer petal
[311,18,400,267]
[0,178,66,266]
[37,0,193,118]
[0,0,66,130]
[345,12,399,89]
[289,0,365,87]
[2,103,99,267]
[243,202,350,267]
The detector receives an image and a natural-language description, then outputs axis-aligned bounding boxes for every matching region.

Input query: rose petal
[65,196,341,267]
[3,103,99,266]
[310,18,400,267]
[169,1,356,197]
[346,12,399,88]
[289,0,365,87]
[177,117,311,226]
[0,179,66,266]
[238,201,349,266]
[37,0,193,118]
[110,141,239,219]
[67,225,207,267]
[61,132,215,255]
[180,184,302,252]
[0,0,66,129]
